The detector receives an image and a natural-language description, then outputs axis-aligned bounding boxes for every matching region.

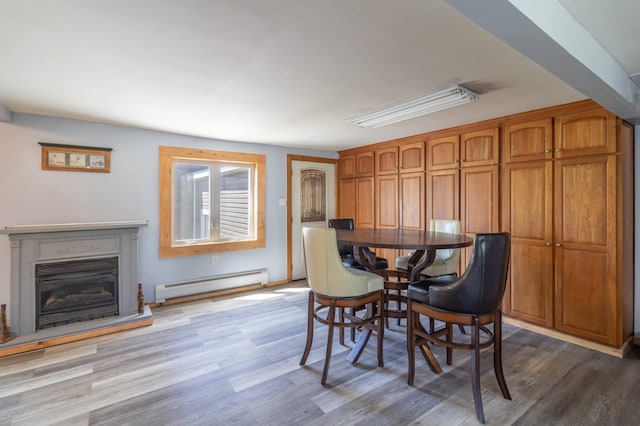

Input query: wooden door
[400,172,425,231]
[502,118,553,163]
[554,155,617,345]
[399,141,425,173]
[461,127,499,167]
[554,108,616,158]
[356,151,375,177]
[375,147,398,175]
[502,161,554,327]
[426,168,459,224]
[339,154,356,179]
[339,178,356,219]
[460,165,499,267]
[355,176,375,228]
[426,135,459,171]
[375,174,398,229]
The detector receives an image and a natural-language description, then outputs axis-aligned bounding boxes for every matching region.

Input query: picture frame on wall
[39,142,112,173]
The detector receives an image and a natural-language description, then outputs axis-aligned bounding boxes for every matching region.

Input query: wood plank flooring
[1,281,639,425]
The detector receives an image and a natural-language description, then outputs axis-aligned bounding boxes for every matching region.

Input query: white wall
[0,113,337,311]
[635,124,640,337]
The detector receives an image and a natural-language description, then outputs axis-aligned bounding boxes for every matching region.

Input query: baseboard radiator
[155,268,268,303]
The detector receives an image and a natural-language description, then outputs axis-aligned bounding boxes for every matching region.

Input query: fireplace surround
[1,221,147,339]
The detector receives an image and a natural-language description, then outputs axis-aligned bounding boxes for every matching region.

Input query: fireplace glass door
[36,256,119,330]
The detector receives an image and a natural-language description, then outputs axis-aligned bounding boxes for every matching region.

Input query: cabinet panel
[339,155,356,178]
[554,108,616,158]
[555,247,613,343]
[426,169,459,223]
[356,152,375,177]
[375,147,398,175]
[502,161,553,327]
[460,165,499,267]
[375,175,398,228]
[554,155,617,344]
[427,135,459,170]
[503,118,553,163]
[400,172,425,230]
[399,141,425,173]
[355,176,375,228]
[339,178,356,219]
[461,127,499,167]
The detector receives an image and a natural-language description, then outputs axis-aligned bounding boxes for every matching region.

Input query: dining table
[335,227,474,373]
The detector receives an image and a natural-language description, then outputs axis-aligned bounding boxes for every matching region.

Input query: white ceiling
[0,0,638,151]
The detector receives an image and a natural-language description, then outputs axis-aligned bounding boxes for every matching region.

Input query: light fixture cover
[352,85,478,128]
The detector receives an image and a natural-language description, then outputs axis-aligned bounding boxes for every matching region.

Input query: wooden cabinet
[501,109,633,347]
[427,127,500,270]
[340,151,374,178]
[339,101,633,349]
[339,150,375,228]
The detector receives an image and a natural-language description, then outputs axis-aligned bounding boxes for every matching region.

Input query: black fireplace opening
[36,256,119,330]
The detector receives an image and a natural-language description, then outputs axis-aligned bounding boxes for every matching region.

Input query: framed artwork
[39,142,112,173]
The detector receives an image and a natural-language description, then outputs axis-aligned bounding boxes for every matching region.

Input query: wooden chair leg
[339,307,344,345]
[300,291,315,366]
[321,301,336,385]
[350,307,356,342]
[396,289,401,326]
[493,310,511,400]
[446,322,453,365]
[471,316,485,424]
[406,300,415,386]
[376,296,384,367]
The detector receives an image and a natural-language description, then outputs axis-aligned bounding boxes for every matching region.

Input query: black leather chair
[406,233,511,424]
[327,218,388,270]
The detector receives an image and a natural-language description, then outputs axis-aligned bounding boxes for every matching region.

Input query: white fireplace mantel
[1,220,149,235]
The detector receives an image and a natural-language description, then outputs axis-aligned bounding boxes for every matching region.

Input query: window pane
[173,161,211,243]
[220,165,252,239]
[300,169,326,223]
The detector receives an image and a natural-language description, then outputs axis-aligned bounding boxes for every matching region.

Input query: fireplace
[36,256,119,329]
[1,221,147,338]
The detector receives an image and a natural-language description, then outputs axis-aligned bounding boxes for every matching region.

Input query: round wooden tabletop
[335,228,473,250]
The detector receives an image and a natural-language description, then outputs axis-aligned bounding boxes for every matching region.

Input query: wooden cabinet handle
[545,242,551,246]
[545,149,552,153]
[556,243,561,247]
[555,148,562,153]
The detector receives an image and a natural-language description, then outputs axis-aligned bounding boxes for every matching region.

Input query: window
[159,146,265,258]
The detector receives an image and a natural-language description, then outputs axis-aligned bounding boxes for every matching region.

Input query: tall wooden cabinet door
[339,178,356,219]
[375,147,398,175]
[554,108,616,158]
[400,172,425,230]
[399,141,425,173]
[502,161,554,327]
[356,151,375,177]
[461,127,499,167]
[427,135,459,171]
[375,174,398,228]
[502,119,553,163]
[554,155,617,345]
[460,165,500,267]
[355,176,375,228]
[426,169,459,224]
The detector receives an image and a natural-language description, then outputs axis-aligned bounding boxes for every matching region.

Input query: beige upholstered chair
[300,227,385,385]
[395,219,461,277]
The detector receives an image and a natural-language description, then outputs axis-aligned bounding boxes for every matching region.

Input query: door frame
[286,154,339,283]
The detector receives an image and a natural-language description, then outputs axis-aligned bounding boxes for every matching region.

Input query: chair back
[431,219,461,262]
[302,227,383,297]
[429,233,510,315]
[328,218,355,257]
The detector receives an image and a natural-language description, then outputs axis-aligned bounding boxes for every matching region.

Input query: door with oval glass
[291,160,336,280]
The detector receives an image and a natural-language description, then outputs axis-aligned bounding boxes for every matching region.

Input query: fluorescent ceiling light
[351,85,478,128]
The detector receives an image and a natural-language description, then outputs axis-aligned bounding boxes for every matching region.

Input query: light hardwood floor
[1,281,639,425]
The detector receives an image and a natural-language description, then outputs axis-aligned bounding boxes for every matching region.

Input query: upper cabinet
[554,107,617,158]
[460,127,500,167]
[375,141,425,175]
[502,118,553,163]
[340,151,374,178]
[427,127,499,170]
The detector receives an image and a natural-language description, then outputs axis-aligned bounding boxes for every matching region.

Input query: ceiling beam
[444,0,640,123]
